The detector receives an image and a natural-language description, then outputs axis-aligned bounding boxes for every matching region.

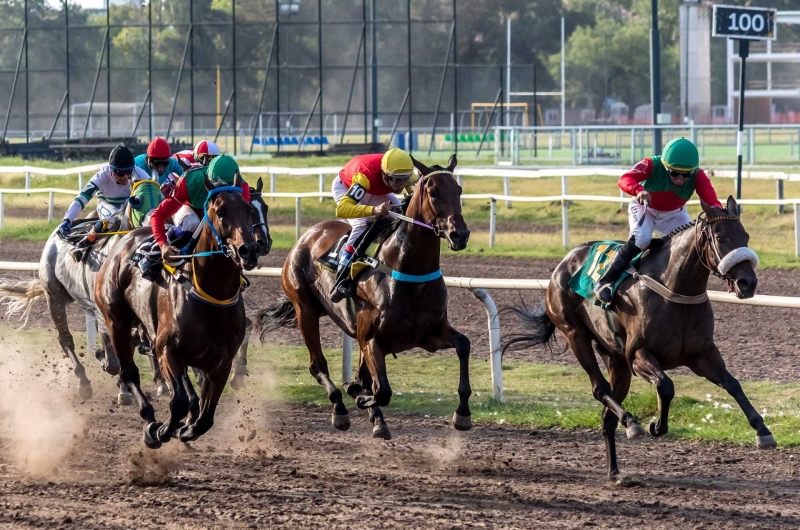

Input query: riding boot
[70,230,98,263]
[592,238,641,305]
[330,261,354,303]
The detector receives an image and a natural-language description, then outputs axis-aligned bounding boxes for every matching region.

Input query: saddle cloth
[568,241,642,307]
[316,232,381,280]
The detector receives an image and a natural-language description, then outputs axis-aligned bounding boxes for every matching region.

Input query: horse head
[700,195,758,299]
[249,176,273,257]
[203,174,260,271]
[410,154,470,251]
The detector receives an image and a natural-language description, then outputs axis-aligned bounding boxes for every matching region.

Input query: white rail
[2,261,798,403]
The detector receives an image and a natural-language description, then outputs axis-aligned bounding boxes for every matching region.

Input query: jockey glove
[58,219,72,237]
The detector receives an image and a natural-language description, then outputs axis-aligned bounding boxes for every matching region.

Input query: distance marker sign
[713,5,777,40]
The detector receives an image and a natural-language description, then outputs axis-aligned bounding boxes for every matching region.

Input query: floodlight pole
[370,0,378,143]
[735,39,749,207]
[650,0,663,154]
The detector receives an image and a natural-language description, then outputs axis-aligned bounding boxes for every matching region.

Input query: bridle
[694,210,758,285]
[408,169,455,236]
[248,188,271,254]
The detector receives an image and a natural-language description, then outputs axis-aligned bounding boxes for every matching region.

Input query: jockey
[173,140,221,172]
[148,153,251,264]
[593,137,722,304]
[330,147,416,301]
[173,149,199,172]
[134,137,184,186]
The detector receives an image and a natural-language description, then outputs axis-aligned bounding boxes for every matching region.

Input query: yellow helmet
[381,148,414,177]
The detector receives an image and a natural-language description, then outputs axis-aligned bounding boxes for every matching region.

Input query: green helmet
[208,154,240,183]
[661,138,699,173]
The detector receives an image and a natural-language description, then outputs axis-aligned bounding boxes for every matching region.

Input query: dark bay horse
[258,155,471,439]
[95,176,259,448]
[504,196,771,481]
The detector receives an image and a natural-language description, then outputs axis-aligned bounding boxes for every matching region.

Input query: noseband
[694,212,759,283]
[411,169,455,236]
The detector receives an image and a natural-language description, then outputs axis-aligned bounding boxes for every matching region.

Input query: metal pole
[650,0,662,154]
[560,17,565,129]
[3,30,27,141]
[370,0,378,143]
[504,177,511,209]
[65,0,70,139]
[275,0,281,153]
[48,91,69,141]
[362,0,367,143]
[453,0,458,154]
[48,191,54,223]
[561,175,569,248]
[500,65,505,157]
[506,17,511,128]
[795,202,800,257]
[24,0,29,142]
[148,0,152,138]
[249,25,278,155]
[298,90,321,151]
[105,0,110,137]
[295,196,301,240]
[82,28,108,139]
[339,25,365,145]
[777,179,784,215]
[0,193,4,230]
[318,0,324,152]
[387,89,409,148]
[427,22,456,156]
[341,334,352,384]
[476,88,501,158]
[736,39,749,207]
[213,90,235,143]
[406,0,412,152]
[533,64,538,158]
[470,288,503,402]
[489,197,496,248]
[232,0,237,155]
[189,0,194,145]
[165,27,192,141]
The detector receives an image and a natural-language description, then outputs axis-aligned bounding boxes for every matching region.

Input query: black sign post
[712,4,777,209]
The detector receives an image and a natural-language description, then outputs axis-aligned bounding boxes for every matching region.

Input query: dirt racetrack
[2,239,800,528]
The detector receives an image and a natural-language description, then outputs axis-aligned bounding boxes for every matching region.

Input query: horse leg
[100,331,134,405]
[343,348,370,399]
[296,304,350,431]
[179,364,231,442]
[46,294,92,400]
[183,373,200,425]
[135,329,168,396]
[98,330,121,377]
[419,323,472,431]
[361,340,392,440]
[152,346,190,445]
[601,352,633,481]
[688,346,776,449]
[568,331,643,436]
[632,350,674,438]
[229,319,251,391]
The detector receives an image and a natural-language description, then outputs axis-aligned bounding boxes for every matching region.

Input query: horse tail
[500,299,557,356]
[0,277,45,328]
[254,294,297,341]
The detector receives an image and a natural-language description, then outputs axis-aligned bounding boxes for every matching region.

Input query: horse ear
[726,195,737,215]
[256,176,263,192]
[700,198,715,217]
[411,155,431,176]
[204,175,215,191]
[447,154,457,172]
[233,171,243,188]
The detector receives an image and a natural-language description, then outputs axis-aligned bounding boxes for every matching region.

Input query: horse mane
[371,194,412,245]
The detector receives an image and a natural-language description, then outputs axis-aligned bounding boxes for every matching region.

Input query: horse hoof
[143,423,163,450]
[78,383,93,400]
[757,434,777,449]
[117,392,134,406]
[356,396,377,410]
[647,422,666,437]
[102,359,120,377]
[343,382,363,399]
[331,413,351,431]
[229,375,246,391]
[452,412,472,431]
[156,383,169,397]
[372,424,392,440]
[610,474,639,488]
[626,423,645,439]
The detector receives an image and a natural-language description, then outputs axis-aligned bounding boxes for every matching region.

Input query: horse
[94,175,260,448]
[503,196,772,482]
[256,155,471,440]
[0,176,271,401]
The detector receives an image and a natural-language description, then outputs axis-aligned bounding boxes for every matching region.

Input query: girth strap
[626,266,709,305]
[363,257,443,283]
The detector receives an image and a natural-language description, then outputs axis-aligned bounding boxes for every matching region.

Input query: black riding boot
[592,238,641,305]
[330,261,355,303]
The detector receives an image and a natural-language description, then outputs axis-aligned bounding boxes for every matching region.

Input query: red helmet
[147,137,171,159]
[193,140,221,161]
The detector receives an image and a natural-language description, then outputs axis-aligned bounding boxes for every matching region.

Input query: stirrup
[70,248,85,263]
[593,282,614,303]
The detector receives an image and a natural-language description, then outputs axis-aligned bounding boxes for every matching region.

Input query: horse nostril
[238,245,250,259]
[449,231,461,242]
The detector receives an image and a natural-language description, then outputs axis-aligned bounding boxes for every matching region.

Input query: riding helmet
[661,137,699,173]
[146,137,171,159]
[208,154,240,183]
[109,145,135,170]
[381,147,414,177]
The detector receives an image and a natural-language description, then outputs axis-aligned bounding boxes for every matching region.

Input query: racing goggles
[385,172,412,185]
[149,158,170,168]
[667,168,695,180]
[198,153,218,166]
[110,166,134,177]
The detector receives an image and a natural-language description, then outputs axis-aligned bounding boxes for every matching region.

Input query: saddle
[568,241,642,309]
[130,229,193,282]
[316,225,384,277]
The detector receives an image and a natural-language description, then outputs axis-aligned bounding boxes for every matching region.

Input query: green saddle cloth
[568,241,641,307]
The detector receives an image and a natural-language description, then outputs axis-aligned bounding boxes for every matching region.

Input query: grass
[0,320,784,448]
[3,155,800,268]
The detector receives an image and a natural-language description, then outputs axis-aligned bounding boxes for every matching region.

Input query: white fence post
[561,175,569,248]
[0,192,4,230]
[318,174,325,203]
[620,189,626,211]
[795,202,800,258]
[47,191,54,223]
[270,173,276,198]
[630,128,635,164]
[25,171,30,195]
[341,333,352,384]
[489,197,496,249]
[470,288,504,402]
[78,172,83,190]
[548,135,553,158]
[457,175,464,206]
[504,177,511,209]
[295,196,302,240]
[777,180,784,215]
[86,314,97,353]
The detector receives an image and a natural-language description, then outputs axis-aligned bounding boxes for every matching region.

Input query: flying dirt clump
[0,343,87,479]
[125,445,181,486]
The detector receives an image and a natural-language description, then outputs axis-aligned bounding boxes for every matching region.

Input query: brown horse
[504,196,772,481]
[95,176,259,448]
[257,155,471,439]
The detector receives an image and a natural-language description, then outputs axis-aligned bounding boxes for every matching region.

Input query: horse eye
[716,235,725,243]
[429,191,438,199]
